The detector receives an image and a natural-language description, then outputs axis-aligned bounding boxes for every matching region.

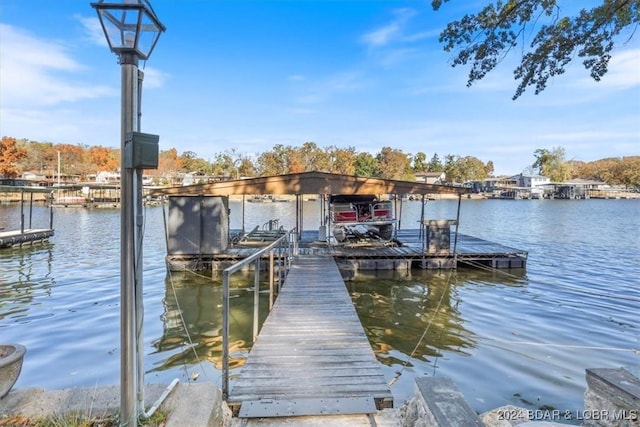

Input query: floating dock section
[0,185,54,249]
[0,229,54,249]
[227,255,393,417]
[166,229,527,272]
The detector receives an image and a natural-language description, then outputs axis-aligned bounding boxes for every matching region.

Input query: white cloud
[575,48,640,90]
[537,129,639,142]
[287,107,316,115]
[361,8,417,48]
[293,70,368,105]
[76,14,109,48]
[139,66,170,89]
[0,24,114,108]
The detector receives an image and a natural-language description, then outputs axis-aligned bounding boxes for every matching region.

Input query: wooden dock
[166,229,528,272]
[227,255,393,418]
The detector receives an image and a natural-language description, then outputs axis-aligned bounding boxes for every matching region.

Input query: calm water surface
[1,199,639,419]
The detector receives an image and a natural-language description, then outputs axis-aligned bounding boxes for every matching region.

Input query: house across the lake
[415,171,446,185]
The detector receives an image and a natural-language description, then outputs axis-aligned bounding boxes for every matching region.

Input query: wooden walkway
[228,255,393,418]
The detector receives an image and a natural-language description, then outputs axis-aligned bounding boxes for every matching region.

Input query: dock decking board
[166,230,527,271]
[228,255,393,417]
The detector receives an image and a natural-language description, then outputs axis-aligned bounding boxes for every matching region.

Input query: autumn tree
[619,156,640,189]
[53,144,87,177]
[457,156,490,182]
[484,160,495,177]
[533,146,571,181]
[442,155,490,183]
[237,156,256,178]
[329,146,357,175]
[179,151,204,173]
[16,139,51,172]
[85,146,119,172]
[256,144,290,176]
[298,142,331,172]
[158,148,182,178]
[0,136,28,178]
[433,0,640,99]
[376,147,413,180]
[573,156,640,188]
[287,148,305,173]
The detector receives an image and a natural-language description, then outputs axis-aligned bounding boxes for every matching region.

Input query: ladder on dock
[227,255,393,418]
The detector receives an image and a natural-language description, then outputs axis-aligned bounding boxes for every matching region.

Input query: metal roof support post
[29,192,34,229]
[398,196,403,230]
[49,194,54,230]
[452,194,462,267]
[20,190,25,234]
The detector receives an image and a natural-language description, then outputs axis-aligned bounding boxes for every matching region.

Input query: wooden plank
[179,229,527,271]
[239,397,376,418]
[228,255,392,417]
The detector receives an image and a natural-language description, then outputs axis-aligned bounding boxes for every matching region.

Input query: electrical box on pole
[124,131,159,169]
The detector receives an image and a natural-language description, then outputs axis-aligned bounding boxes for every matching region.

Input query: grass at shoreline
[0,410,167,427]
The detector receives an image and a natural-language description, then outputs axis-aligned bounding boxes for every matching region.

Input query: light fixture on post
[90,1,164,426]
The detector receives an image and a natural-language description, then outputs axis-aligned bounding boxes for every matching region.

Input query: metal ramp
[227,255,393,418]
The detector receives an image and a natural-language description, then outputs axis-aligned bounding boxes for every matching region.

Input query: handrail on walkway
[221,228,297,399]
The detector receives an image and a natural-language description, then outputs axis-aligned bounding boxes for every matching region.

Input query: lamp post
[90,2,164,426]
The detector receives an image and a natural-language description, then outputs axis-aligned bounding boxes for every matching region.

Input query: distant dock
[0,185,55,249]
[0,228,54,249]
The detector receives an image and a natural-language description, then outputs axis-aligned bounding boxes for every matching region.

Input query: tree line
[1,136,638,189]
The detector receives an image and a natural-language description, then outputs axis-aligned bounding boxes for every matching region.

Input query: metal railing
[221,228,297,399]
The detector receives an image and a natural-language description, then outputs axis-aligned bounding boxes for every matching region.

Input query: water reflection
[350,269,527,366]
[0,244,55,322]
[149,263,528,391]
[150,271,272,374]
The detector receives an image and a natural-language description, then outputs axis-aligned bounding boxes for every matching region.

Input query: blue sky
[1,1,638,176]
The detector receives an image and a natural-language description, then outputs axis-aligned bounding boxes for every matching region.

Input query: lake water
[1,198,639,421]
